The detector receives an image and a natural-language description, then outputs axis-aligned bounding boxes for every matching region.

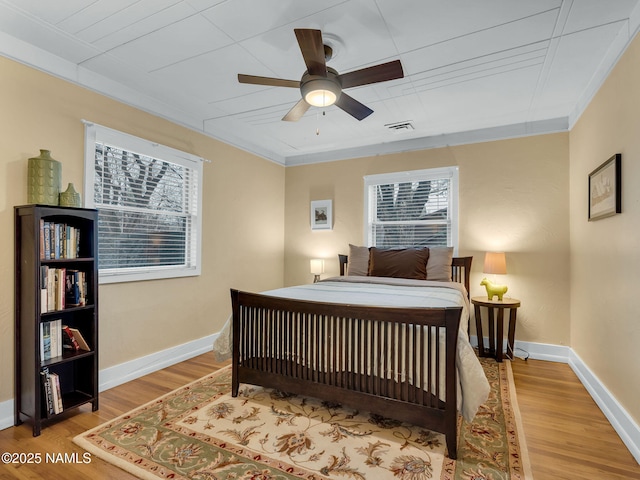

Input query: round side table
[471,296,521,362]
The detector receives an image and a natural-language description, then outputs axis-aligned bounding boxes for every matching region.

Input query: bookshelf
[14,205,99,436]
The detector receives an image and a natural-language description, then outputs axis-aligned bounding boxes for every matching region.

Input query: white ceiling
[1,0,639,165]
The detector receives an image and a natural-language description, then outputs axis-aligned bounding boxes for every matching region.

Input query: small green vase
[59,183,82,207]
[27,149,62,205]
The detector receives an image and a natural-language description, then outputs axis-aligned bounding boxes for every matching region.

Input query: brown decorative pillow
[368,247,429,280]
[347,244,370,276]
[426,246,454,281]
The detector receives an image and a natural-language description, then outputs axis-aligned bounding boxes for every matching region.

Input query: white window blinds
[364,167,458,250]
[84,123,203,283]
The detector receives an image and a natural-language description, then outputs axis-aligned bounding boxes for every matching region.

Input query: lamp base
[313,275,321,283]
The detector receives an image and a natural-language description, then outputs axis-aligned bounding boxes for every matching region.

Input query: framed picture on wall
[588,153,621,221]
[311,199,332,230]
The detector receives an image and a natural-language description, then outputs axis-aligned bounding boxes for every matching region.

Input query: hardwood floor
[0,353,638,479]
[0,353,222,480]
[511,358,640,480]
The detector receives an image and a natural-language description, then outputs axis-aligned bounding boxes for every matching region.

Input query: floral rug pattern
[74,358,530,480]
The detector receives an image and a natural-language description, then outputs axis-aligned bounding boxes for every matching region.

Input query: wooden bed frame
[231,255,473,459]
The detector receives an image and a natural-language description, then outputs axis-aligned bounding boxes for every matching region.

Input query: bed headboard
[338,253,472,297]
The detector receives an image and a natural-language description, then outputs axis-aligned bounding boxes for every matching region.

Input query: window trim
[363,166,459,252]
[83,122,203,284]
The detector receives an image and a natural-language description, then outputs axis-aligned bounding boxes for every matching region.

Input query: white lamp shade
[310,259,325,275]
[483,252,507,275]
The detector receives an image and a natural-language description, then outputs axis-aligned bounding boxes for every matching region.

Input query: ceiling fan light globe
[301,78,341,107]
[305,89,337,107]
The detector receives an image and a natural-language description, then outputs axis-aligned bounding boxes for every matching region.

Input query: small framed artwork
[588,153,621,221]
[311,199,332,230]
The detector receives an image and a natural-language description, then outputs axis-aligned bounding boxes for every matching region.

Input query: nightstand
[471,296,521,362]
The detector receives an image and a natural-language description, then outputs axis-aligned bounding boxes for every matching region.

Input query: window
[364,167,458,250]
[83,123,203,284]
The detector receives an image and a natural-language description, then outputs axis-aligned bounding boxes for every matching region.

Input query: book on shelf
[53,224,60,259]
[50,372,63,414]
[40,367,54,415]
[40,322,50,361]
[43,221,51,260]
[40,265,48,313]
[40,288,47,314]
[50,320,57,360]
[54,319,62,358]
[39,219,45,260]
[67,327,90,351]
[40,319,63,361]
[46,268,55,312]
[55,268,65,310]
[62,325,80,352]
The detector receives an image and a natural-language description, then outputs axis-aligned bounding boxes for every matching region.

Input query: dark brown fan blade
[337,59,404,89]
[238,74,300,88]
[335,92,373,121]
[282,99,311,122]
[294,28,327,77]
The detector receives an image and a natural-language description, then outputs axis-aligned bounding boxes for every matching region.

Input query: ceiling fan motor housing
[300,67,342,106]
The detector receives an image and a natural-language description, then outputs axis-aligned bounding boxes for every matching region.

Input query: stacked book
[39,220,81,260]
[40,367,63,415]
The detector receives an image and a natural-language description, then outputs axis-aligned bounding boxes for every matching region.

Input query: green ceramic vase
[59,182,82,207]
[27,149,62,205]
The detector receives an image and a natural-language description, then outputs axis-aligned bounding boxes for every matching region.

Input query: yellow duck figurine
[480,277,508,301]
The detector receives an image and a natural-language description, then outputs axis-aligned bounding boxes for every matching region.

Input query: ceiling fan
[237,28,404,122]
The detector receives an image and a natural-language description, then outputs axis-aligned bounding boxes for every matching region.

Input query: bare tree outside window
[95,144,190,270]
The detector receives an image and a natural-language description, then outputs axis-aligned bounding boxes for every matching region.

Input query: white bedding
[213,276,490,422]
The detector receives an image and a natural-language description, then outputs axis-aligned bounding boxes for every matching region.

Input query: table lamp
[481,252,508,300]
[310,259,325,283]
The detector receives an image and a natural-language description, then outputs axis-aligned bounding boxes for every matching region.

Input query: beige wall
[569,33,640,424]
[284,133,571,345]
[0,57,285,403]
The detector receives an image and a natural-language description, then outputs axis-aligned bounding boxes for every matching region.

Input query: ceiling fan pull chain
[316,110,327,135]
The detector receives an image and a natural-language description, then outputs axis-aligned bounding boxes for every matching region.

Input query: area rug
[74,358,532,479]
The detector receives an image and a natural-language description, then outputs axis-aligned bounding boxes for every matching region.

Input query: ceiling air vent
[385,121,414,133]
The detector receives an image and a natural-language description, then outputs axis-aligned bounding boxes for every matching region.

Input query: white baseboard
[99,333,218,391]
[2,334,639,464]
[470,336,640,464]
[0,333,219,432]
[512,339,572,363]
[0,399,13,432]
[469,336,572,363]
[568,349,640,464]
